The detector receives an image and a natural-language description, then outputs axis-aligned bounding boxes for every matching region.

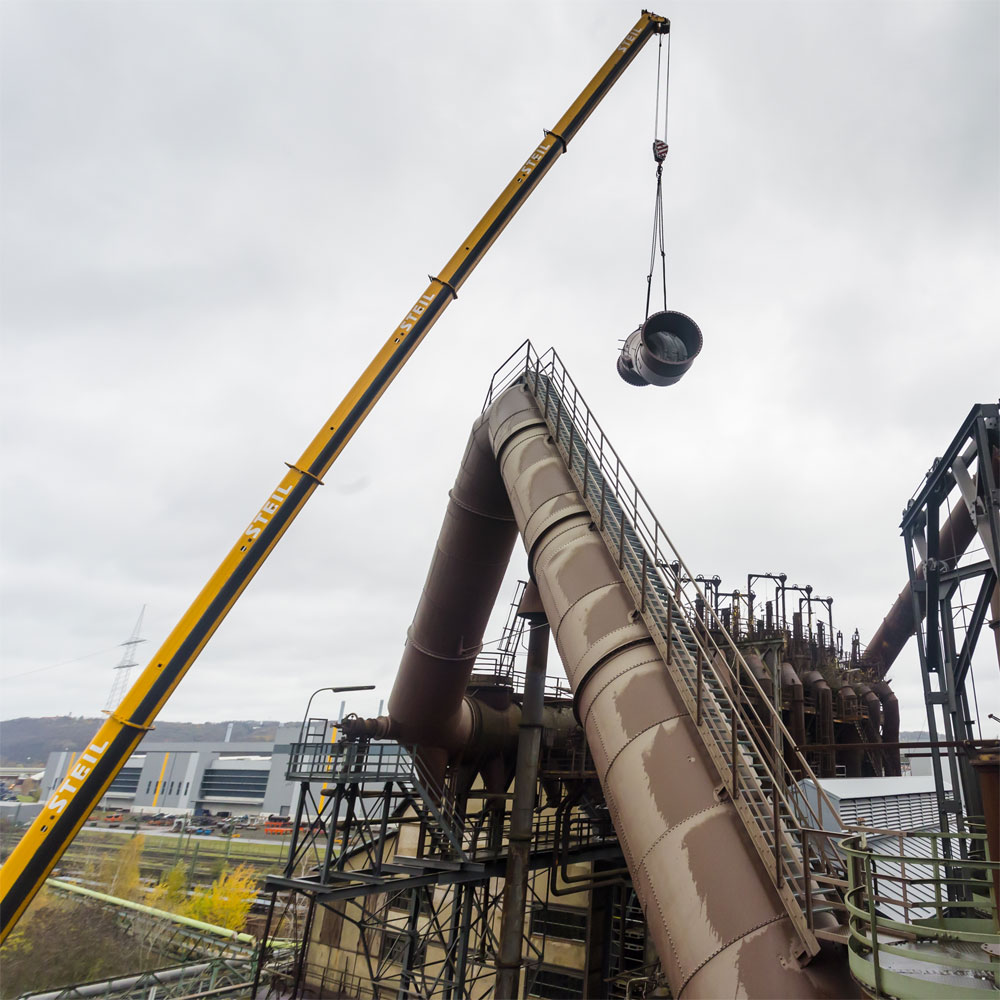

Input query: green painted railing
[842,829,999,998]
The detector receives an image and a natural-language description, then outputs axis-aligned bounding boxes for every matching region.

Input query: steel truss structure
[252,721,649,999]
[899,401,999,832]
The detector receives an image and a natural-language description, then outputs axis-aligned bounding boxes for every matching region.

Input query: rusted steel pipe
[342,413,518,752]
[871,681,901,776]
[495,584,548,999]
[854,683,883,776]
[863,450,1000,677]
[781,662,806,774]
[487,385,856,999]
[802,671,835,778]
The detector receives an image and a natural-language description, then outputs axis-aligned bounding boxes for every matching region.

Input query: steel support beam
[496,586,549,999]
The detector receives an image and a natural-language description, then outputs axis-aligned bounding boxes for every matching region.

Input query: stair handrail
[285,740,467,855]
[530,358,842,831]
[484,345,845,875]
[524,369,844,950]
[488,347,842,824]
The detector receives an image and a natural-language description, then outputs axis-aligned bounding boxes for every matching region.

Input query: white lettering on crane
[45,740,110,816]
[398,291,438,335]
[244,484,294,541]
[618,28,641,52]
[519,141,553,179]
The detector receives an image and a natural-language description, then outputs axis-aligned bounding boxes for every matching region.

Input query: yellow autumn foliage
[180,863,258,931]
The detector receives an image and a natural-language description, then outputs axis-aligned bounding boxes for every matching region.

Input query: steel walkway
[486,342,848,958]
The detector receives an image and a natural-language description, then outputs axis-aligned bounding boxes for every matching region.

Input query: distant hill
[0,717,292,765]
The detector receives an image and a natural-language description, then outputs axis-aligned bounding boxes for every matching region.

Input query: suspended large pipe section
[617,310,703,387]
[486,384,854,999]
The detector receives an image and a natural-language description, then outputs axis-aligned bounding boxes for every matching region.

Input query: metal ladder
[486,343,846,957]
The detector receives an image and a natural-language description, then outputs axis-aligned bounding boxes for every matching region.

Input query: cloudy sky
[1,1,997,740]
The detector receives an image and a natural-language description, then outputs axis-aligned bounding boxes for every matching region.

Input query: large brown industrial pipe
[872,680,901,776]
[863,450,1000,677]
[345,413,518,752]
[487,385,856,999]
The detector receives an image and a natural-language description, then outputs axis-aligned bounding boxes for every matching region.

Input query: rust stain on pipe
[485,386,856,998]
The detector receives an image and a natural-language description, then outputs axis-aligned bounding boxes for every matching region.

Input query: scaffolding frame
[899,401,999,834]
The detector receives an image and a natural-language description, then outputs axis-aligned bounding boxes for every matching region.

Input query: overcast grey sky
[1,1,997,738]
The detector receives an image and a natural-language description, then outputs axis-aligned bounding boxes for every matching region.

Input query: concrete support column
[496,583,548,999]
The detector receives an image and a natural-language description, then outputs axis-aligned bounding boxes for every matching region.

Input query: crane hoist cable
[645,29,671,322]
[619,25,702,390]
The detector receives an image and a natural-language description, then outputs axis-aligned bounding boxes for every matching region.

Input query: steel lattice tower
[103,606,147,712]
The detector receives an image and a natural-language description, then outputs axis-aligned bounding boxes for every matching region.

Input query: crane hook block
[617,310,702,387]
[653,139,669,162]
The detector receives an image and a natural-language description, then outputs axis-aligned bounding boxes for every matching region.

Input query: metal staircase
[287,740,468,860]
[485,342,848,958]
[606,886,650,998]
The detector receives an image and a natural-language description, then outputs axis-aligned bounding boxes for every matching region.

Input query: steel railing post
[773,783,781,887]
[695,645,703,727]
[803,830,813,929]
[865,857,882,996]
[731,676,740,799]
[665,595,673,666]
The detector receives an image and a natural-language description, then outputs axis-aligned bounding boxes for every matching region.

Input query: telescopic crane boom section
[0,11,669,942]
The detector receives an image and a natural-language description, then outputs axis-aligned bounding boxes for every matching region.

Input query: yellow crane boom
[0,9,668,941]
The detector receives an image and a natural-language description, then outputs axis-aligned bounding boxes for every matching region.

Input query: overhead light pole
[296,685,375,746]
